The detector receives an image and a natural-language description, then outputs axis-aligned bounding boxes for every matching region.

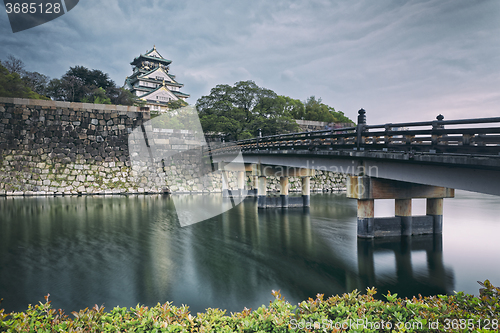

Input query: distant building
[124,46,189,113]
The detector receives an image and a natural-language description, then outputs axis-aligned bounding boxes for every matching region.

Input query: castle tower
[124,46,189,113]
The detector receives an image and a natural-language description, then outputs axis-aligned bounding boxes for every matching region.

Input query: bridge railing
[210,111,500,156]
[360,114,500,154]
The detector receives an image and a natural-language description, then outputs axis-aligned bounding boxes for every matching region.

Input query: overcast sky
[1,0,499,124]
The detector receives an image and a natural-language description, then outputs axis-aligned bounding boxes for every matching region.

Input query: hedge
[1,280,498,332]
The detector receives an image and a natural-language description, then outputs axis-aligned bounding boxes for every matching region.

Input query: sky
[1,0,499,124]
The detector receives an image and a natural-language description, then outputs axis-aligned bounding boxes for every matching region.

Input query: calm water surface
[1,191,499,313]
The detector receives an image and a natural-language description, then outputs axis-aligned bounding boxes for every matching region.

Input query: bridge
[210,110,500,238]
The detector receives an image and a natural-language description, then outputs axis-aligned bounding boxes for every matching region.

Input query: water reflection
[356,236,454,297]
[0,192,489,315]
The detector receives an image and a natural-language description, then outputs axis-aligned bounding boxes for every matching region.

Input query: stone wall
[0,98,148,195]
[0,98,347,196]
[254,171,347,193]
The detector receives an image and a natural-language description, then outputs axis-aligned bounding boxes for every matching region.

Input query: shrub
[1,281,499,332]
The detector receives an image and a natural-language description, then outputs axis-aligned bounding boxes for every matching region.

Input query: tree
[1,55,51,98]
[166,99,188,110]
[278,96,305,121]
[296,96,353,123]
[46,65,140,106]
[46,78,64,101]
[50,66,115,102]
[0,62,49,100]
[81,87,111,104]
[3,55,25,75]
[22,71,50,96]
[109,87,143,106]
[196,80,299,140]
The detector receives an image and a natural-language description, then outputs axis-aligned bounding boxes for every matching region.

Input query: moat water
[1,191,499,314]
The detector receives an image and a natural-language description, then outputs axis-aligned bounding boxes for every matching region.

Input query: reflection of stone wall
[0,98,347,196]
[260,171,348,193]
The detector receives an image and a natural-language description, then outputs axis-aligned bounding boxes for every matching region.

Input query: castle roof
[126,46,189,102]
[130,46,172,67]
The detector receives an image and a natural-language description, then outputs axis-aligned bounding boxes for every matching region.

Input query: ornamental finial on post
[357,109,366,125]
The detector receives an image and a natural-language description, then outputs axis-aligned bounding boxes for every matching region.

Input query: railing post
[357,109,366,150]
[431,114,444,147]
[462,134,471,146]
[384,124,391,146]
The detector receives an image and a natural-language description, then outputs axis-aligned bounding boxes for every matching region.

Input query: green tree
[251,94,300,136]
[196,80,299,140]
[46,66,140,106]
[1,55,142,106]
[81,87,111,104]
[279,96,305,120]
[0,62,49,100]
[303,96,335,122]
[166,99,188,110]
[298,96,353,123]
[49,66,114,102]
[22,71,50,96]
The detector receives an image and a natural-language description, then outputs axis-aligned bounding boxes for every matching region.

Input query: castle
[124,46,189,112]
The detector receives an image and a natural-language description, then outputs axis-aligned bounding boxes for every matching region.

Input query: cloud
[281,70,297,82]
[0,0,499,124]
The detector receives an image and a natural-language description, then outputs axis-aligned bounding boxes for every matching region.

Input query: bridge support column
[427,198,443,233]
[280,176,289,208]
[258,176,267,209]
[237,171,245,197]
[396,199,412,236]
[252,175,259,196]
[347,176,454,238]
[357,199,374,238]
[302,176,310,207]
[221,167,229,198]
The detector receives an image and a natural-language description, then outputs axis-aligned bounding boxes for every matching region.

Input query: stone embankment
[0,98,347,196]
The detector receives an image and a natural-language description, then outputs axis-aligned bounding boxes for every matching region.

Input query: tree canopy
[0,55,139,106]
[47,65,138,105]
[196,81,353,140]
[291,96,352,123]
[196,81,300,140]
[0,61,49,100]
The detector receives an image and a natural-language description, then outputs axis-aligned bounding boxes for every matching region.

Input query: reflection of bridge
[212,197,455,303]
[357,235,454,296]
[211,111,500,238]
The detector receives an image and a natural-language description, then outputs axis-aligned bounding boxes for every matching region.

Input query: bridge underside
[216,150,500,196]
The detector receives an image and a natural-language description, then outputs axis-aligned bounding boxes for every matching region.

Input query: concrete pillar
[357,199,374,238]
[221,170,229,198]
[395,199,412,236]
[426,198,443,234]
[257,176,267,209]
[280,176,289,208]
[302,176,310,207]
[252,175,259,196]
[237,171,245,197]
